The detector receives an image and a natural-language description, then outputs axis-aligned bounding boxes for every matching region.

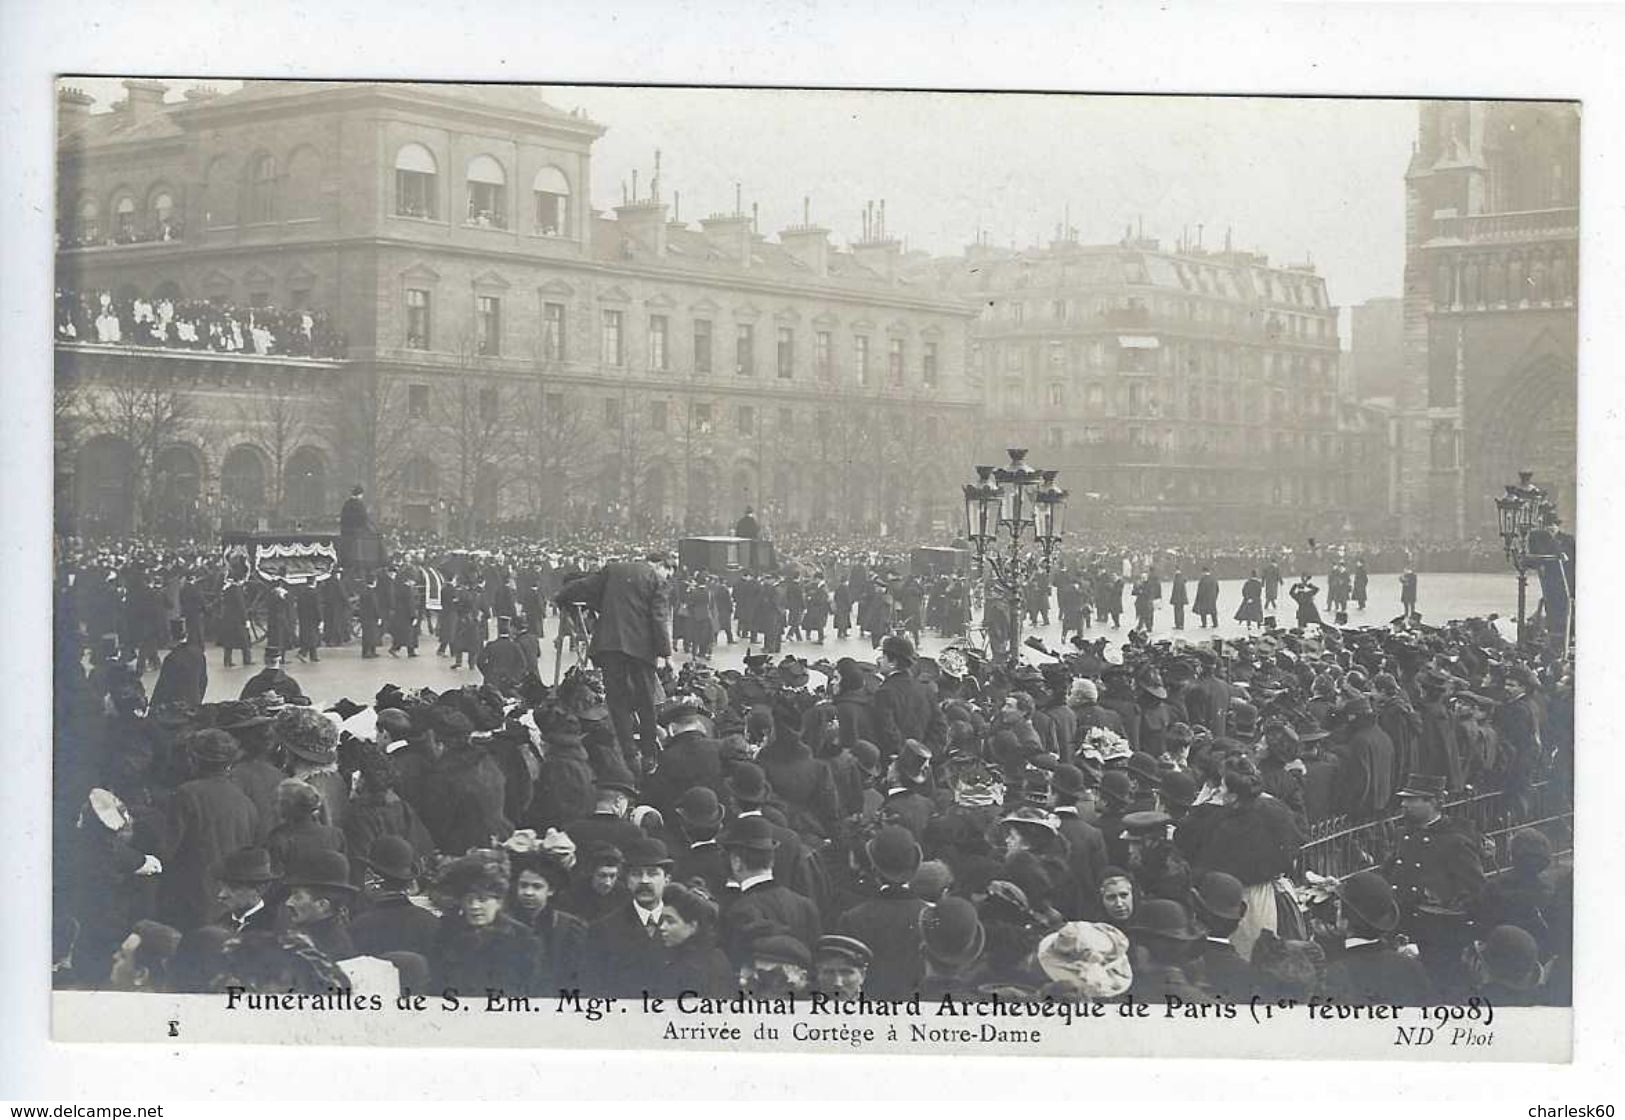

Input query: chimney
[852,198,901,282]
[615,199,669,257]
[700,205,753,269]
[121,79,170,122]
[780,197,830,277]
[57,86,95,135]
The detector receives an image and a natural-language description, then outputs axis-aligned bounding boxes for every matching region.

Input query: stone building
[1397,100,1579,538]
[909,231,1385,535]
[1348,297,1405,403]
[55,80,981,539]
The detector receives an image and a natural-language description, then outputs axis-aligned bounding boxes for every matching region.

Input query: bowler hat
[622,837,675,869]
[1160,771,1198,809]
[1098,769,1134,805]
[1190,871,1247,922]
[1125,752,1164,787]
[1337,871,1401,933]
[851,740,881,777]
[865,825,922,882]
[920,897,986,968]
[719,814,778,852]
[1051,764,1088,799]
[1477,925,1548,990]
[283,850,357,894]
[361,836,419,883]
[725,762,771,805]
[218,847,277,886]
[815,935,873,970]
[675,786,725,830]
[1126,898,1205,942]
[1396,773,1448,800]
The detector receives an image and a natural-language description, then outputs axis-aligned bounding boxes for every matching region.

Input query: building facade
[1348,297,1405,403]
[55,81,981,540]
[910,234,1385,535]
[1397,100,1579,538]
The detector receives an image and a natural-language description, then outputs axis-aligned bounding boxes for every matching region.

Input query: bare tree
[335,367,413,509]
[82,369,195,532]
[437,334,525,536]
[233,372,320,525]
[515,378,597,530]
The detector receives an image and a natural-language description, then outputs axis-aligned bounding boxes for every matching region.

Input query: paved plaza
[147,570,1522,707]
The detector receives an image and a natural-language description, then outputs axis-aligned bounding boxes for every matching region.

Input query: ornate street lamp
[963,449,1068,667]
[1495,469,1554,647]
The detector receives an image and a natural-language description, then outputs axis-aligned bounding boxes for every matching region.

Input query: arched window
[149,189,177,239]
[395,143,438,219]
[113,195,137,240]
[247,153,277,223]
[284,147,322,220]
[73,196,100,243]
[221,446,268,527]
[466,155,507,229]
[532,165,571,236]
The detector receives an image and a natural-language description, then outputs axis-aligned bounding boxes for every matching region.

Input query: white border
[4,0,1621,1104]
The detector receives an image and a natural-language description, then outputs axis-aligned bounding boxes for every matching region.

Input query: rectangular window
[922,341,938,387]
[693,402,713,434]
[479,386,500,424]
[1051,299,1067,321]
[467,182,507,229]
[650,400,668,432]
[855,335,870,387]
[396,169,436,219]
[408,384,429,419]
[736,323,755,376]
[1086,383,1104,410]
[1046,426,1064,448]
[601,309,624,366]
[604,397,621,428]
[693,319,713,374]
[778,407,794,432]
[777,326,795,379]
[648,314,669,371]
[1048,383,1064,407]
[534,191,566,236]
[541,302,565,362]
[815,330,833,380]
[1012,302,1025,323]
[888,338,905,386]
[476,295,501,356]
[1005,347,1025,373]
[737,405,755,435]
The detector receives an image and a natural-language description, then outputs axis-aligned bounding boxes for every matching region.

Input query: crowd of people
[55,287,349,359]
[53,516,1574,1011]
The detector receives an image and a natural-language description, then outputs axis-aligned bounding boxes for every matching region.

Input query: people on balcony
[55,287,348,359]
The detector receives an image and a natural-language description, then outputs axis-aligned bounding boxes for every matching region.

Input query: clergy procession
[51,488,1574,1013]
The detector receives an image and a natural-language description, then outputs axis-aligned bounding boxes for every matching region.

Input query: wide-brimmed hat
[1036,922,1134,997]
[283,850,357,894]
[1136,670,1168,700]
[920,897,986,968]
[1337,870,1401,933]
[719,814,778,852]
[360,836,419,883]
[865,825,922,882]
[1126,898,1205,942]
[217,846,277,886]
[999,804,1060,835]
[1396,773,1448,800]
[275,707,339,765]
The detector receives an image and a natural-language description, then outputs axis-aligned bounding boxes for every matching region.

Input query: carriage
[218,528,394,642]
[677,535,778,575]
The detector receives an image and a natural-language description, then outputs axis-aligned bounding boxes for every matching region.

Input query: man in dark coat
[564,778,648,857]
[357,576,382,658]
[217,576,252,667]
[1322,871,1434,1005]
[388,574,420,657]
[581,838,676,997]
[527,725,597,831]
[556,553,673,769]
[1168,570,1189,630]
[476,618,528,694]
[179,574,207,654]
[416,711,511,856]
[1050,765,1108,917]
[1192,569,1220,629]
[718,816,821,963]
[734,507,760,539]
[758,709,841,842]
[1182,651,1231,739]
[871,635,945,764]
[158,730,261,931]
[1414,671,1464,793]
[238,647,306,703]
[1387,773,1484,996]
[150,618,208,709]
[643,702,726,820]
[1330,696,1396,819]
[836,826,926,998]
[294,580,322,663]
[349,836,440,959]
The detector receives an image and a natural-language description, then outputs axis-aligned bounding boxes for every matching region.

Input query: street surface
[148,570,1521,707]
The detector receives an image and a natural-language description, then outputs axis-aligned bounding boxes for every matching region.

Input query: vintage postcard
[48,78,1575,1064]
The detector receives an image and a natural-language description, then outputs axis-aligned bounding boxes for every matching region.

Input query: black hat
[595,773,640,797]
[622,837,675,869]
[1125,752,1164,787]
[815,934,873,970]
[361,836,419,883]
[215,701,273,732]
[1396,773,1448,800]
[724,762,771,805]
[1337,871,1401,933]
[865,826,923,882]
[217,847,276,886]
[1121,809,1173,835]
[1126,898,1205,942]
[675,786,725,830]
[920,897,986,968]
[719,815,778,852]
[283,850,357,894]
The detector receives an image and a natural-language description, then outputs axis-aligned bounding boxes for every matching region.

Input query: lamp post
[963,449,1068,667]
[1495,469,1549,646]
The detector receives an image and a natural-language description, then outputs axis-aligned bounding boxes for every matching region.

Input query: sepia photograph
[42,76,1579,1060]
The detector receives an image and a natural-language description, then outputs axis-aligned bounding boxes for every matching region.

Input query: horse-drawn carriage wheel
[243,580,270,644]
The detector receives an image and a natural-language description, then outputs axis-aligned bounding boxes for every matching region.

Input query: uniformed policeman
[1385,773,1485,999]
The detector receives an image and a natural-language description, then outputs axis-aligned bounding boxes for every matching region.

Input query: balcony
[1428,207,1578,246]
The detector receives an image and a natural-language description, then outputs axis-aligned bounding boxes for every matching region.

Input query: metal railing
[1298,781,1573,882]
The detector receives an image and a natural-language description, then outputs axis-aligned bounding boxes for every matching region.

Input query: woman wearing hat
[507,851,586,991]
[273,707,349,833]
[431,855,543,997]
[656,881,734,997]
[1193,754,1304,961]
